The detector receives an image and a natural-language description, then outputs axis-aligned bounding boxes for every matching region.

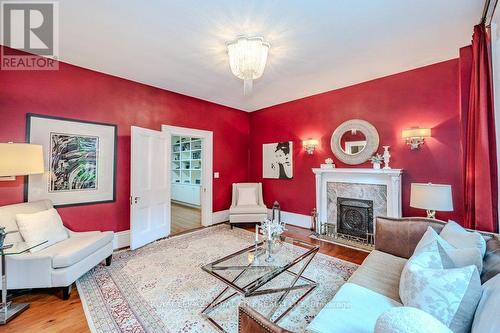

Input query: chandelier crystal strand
[227,36,270,95]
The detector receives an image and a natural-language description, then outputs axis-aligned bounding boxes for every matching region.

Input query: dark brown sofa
[238,217,500,333]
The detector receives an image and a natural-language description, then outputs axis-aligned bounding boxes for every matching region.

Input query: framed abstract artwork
[262,141,293,179]
[25,114,117,207]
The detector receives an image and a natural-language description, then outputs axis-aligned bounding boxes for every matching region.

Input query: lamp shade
[0,143,44,176]
[402,128,431,138]
[410,183,453,211]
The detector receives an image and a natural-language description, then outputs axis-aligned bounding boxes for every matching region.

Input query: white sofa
[0,200,114,299]
[229,183,267,228]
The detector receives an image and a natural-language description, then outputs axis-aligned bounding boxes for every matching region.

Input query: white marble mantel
[312,168,403,232]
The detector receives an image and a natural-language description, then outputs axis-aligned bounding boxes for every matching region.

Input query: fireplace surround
[312,168,403,250]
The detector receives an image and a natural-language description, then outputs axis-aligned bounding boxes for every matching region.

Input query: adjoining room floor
[171,202,202,235]
[5,224,367,333]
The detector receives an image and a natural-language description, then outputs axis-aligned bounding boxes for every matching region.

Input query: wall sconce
[402,127,431,150]
[303,139,319,155]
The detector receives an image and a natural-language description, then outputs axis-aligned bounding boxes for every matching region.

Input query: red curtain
[464,24,498,232]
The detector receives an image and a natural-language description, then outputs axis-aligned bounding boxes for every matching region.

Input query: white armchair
[0,200,114,299]
[229,183,267,228]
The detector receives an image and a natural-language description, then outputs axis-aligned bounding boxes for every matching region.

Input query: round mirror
[339,130,367,155]
[331,120,379,165]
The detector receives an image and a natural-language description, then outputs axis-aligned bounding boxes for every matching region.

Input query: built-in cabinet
[171,136,201,206]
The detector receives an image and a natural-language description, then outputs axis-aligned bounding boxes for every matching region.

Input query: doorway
[162,125,213,231]
[170,135,202,234]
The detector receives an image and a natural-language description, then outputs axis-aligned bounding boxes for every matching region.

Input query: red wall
[249,59,465,223]
[0,49,250,232]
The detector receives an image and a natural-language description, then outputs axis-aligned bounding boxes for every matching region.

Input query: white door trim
[162,125,213,227]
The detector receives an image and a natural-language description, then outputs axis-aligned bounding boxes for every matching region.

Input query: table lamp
[0,143,44,180]
[410,183,453,219]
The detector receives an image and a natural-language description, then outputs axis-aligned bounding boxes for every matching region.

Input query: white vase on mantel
[383,146,391,169]
[373,162,381,170]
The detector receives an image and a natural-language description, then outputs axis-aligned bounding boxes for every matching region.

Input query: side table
[1,241,47,324]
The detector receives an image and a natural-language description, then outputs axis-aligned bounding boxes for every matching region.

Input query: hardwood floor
[171,202,202,235]
[4,223,367,332]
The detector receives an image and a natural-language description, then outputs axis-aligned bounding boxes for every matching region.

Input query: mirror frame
[331,119,380,165]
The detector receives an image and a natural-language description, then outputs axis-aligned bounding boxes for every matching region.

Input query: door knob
[134,197,140,204]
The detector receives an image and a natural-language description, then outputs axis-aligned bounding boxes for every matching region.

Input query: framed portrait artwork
[262,141,293,179]
[25,114,117,207]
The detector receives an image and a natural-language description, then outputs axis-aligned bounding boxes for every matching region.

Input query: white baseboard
[267,209,311,229]
[212,209,230,224]
[113,230,130,249]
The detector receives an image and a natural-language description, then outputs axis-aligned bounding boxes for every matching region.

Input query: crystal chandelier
[227,36,270,95]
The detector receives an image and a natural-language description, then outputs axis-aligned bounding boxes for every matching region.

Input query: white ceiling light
[227,36,270,95]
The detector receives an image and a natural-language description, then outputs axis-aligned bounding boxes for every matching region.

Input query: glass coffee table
[201,236,319,332]
[1,241,47,324]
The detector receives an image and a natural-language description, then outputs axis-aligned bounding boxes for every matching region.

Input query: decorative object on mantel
[382,145,391,169]
[369,154,383,169]
[331,119,379,165]
[402,127,431,150]
[303,138,319,155]
[312,167,403,251]
[410,183,453,219]
[321,158,335,169]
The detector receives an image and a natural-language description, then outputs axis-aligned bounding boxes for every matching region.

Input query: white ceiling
[58,0,483,112]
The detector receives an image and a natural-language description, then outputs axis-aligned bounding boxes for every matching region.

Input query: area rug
[77,224,358,333]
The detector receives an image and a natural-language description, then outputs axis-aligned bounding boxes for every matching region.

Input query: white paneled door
[130,126,171,250]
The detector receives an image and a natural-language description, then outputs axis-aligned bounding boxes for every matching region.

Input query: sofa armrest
[6,254,53,289]
[375,216,447,259]
[238,304,292,333]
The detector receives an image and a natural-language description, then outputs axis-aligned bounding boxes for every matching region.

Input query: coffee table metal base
[201,247,318,333]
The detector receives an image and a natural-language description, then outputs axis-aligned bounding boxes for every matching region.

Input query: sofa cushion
[481,236,500,283]
[0,199,53,243]
[229,205,267,215]
[472,273,500,333]
[36,231,113,268]
[16,208,69,253]
[306,283,401,333]
[237,187,257,206]
[375,307,453,333]
[348,250,407,302]
[413,226,483,272]
[440,220,486,257]
[400,250,482,333]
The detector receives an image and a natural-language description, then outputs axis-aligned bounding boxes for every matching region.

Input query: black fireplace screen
[337,197,374,239]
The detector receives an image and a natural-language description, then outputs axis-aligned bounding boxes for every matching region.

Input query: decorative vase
[259,218,286,262]
[373,162,381,169]
[383,146,391,169]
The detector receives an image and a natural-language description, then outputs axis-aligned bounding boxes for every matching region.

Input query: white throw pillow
[471,273,500,333]
[16,208,69,253]
[237,187,257,206]
[413,227,483,272]
[375,307,453,333]
[399,250,482,333]
[441,220,486,257]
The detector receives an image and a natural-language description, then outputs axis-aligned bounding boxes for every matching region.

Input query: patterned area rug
[77,224,358,333]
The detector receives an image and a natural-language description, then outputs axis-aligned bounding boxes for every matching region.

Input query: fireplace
[337,197,373,240]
